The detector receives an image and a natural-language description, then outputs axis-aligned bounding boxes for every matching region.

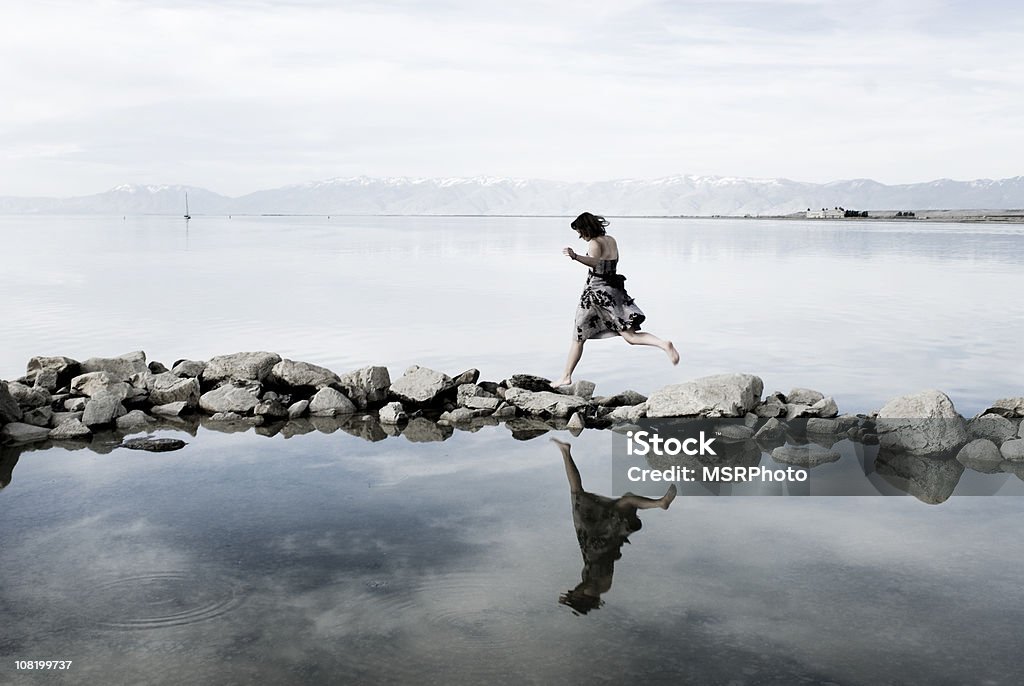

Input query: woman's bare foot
[550,376,573,389]
[659,484,678,509]
[664,341,680,366]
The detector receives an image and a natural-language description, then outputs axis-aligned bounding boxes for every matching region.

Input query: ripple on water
[86,572,245,630]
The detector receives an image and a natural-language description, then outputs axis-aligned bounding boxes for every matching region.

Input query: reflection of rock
[714,423,755,440]
[1001,439,1024,462]
[806,415,860,435]
[955,439,1004,474]
[402,417,453,442]
[754,417,785,443]
[1001,461,1024,481]
[771,444,840,467]
[967,414,1017,445]
[874,449,964,504]
[647,373,763,418]
[503,417,560,441]
[503,388,590,418]
[0,447,18,488]
[876,390,967,456]
[2,422,52,444]
[389,366,455,406]
[201,351,281,385]
[280,419,316,438]
[337,415,388,442]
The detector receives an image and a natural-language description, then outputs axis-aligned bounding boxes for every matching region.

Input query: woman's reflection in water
[552,438,676,615]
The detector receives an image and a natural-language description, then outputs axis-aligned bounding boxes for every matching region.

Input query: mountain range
[2,175,1023,216]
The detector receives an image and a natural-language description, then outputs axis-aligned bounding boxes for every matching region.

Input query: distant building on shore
[805,206,846,219]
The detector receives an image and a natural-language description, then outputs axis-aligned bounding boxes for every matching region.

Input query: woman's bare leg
[620,330,679,365]
[552,339,584,388]
[615,484,677,511]
[551,438,583,494]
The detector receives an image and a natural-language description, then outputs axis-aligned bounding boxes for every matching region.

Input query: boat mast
[184,192,191,220]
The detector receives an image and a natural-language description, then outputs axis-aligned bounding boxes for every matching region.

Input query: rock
[0,382,24,424]
[464,396,500,411]
[287,400,309,419]
[607,403,647,422]
[22,406,53,427]
[785,403,814,420]
[267,359,341,389]
[875,390,967,456]
[199,382,262,414]
[148,373,201,407]
[171,359,207,378]
[116,410,156,432]
[981,397,1024,418]
[967,414,1017,445]
[874,451,964,504]
[121,437,187,452]
[452,368,480,385]
[505,417,560,440]
[492,403,517,420]
[308,387,356,416]
[955,439,1004,473]
[70,372,129,400]
[64,397,87,412]
[402,417,453,443]
[80,351,148,380]
[254,398,289,419]
[503,387,591,418]
[457,383,487,405]
[1001,439,1024,462]
[210,412,244,421]
[26,355,80,388]
[787,388,825,405]
[389,366,455,406]
[337,366,392,409]
[809,396,839,418]
[82,390,127,427]
[595,390,648,407]
[148,361,169,374]
[647,374,763,418]
[51,411,83,426]
[756,399,786,418]
[754,417,786,441]
[2,422,51,444]
[439,408,475,424]
[201,352,281,385]
[556,380,596,400]
[49,418,92,440]
[7,381,51,409]
[771,444,840,467]
[33,368,61,392]
[567,412,586,431]
[151,401,189,417]
[806,415,860,435]
[715,423,755,440]
[379,401,407,424]
[505,374,556,392]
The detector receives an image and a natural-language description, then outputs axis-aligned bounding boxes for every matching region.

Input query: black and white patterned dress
[574,259,646,342]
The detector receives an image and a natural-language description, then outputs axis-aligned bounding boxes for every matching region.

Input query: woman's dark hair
[571,212,608,239]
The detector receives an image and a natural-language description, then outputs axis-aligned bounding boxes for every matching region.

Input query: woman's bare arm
[561,239,604,268]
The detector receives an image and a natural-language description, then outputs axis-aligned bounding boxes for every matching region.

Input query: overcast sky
[2,0,1022,196]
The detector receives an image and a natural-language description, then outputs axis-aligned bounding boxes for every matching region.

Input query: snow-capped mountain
[2,175,1023,216]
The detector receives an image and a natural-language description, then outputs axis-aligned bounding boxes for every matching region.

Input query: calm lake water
[1,215,1023,684]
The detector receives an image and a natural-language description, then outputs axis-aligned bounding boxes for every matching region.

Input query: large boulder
[955,439,1004,473]
[787,388,825,405]
[646,374,763,418]
[6,382,51,409]
[268,359,341,390]
[2,422,51,444]
[49,418,92,440]
[967,414,1017,445]
[70,372,129,400]
[26,355,80,389]
[80,351,148,380]
[389,366,454,406]
[82,390,128,427]
[1001,439,1024,462]
[308,387,356,416]
[171,359,207,378]
[199,382,262,414]
[505,374,555,393]
[0,381,23,424]
[338,366,392,409]
[147,373,200,407]
[201,352,281,385]
[875,390,967,456]
[502,387,590,418]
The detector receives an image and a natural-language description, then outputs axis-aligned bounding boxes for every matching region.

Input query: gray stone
[876,390,968,456]
[806,415,860,435]
[754,417,786,441]
[2,422,51,444]
[64,397,87,412]
[743,413,759,428]
[874,451,964,505]
[121,437,187,452]
[771,444,840,467]
[33,368,60,392]
[287,400,309,419]
[337,365,392,409]
[714,423,755,440]
[199,382,262,414]
[647,374,763,418]
[70,371,129,400]
[148,373,200,406]
[268,359,341,389]
[567,412,586,431]
[254,398,290,419]
[116,409,156,432]
[967,414,1017,445]
[607,403,647,422]
[51,411,83,426]
[787,388,825,405]
[809,396,839,418]
[22,406,53,427]
[503,387,591,418]
[210,412,244,421]
[457,383,487,405]
[0,381,24,424]
[452,368,480,385]
[26,355,79,387]
[785,403,814,420]
[1000,439,1024,462]
[755,399,786,418]
[402,417,453,443]
[389,366,454,406]
[49,418,92,440]
[201,351,281,385]
[80,351,148,380]
[308,387,356,416]
[493,403,517,420]
[506,374,555,392]
[556,380,596,400]
[464,395,500,411]
[595,390,648,407]
[82,390,127,427]
[439,408,475,424]
[151,401,189,417]
[171,359,207,378]
[378,401,407,424]
[7,381,51,409]
[955,439,1004,473]
[148,361,169,374]
[981,397,1024,419]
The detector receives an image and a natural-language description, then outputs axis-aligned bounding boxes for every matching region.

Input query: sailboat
[184,192,191,220]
